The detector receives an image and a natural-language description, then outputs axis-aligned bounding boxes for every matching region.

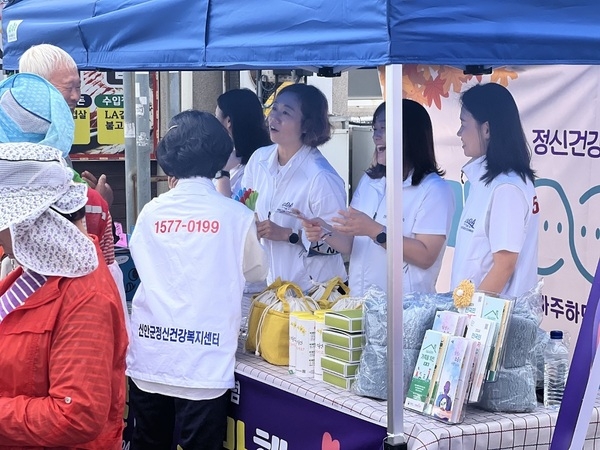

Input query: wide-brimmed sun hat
[0,73,74,158]
[0,142,97,277]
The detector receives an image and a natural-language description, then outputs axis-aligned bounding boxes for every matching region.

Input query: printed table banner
[227,374,386,450]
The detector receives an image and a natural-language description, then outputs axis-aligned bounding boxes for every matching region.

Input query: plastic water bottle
[543,330,569,408]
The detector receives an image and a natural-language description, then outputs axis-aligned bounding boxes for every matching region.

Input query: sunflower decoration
[453,279,475,310]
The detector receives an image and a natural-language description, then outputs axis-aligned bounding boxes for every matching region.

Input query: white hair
[18,44,78,79]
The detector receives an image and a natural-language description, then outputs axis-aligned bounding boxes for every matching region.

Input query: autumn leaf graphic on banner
[491,67,519,85]
[440,66,470,94]
[402,65,519,110]
[423,75,449,109]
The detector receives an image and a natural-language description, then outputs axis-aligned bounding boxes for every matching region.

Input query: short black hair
[157,110,233,179]
[277,84,331,147]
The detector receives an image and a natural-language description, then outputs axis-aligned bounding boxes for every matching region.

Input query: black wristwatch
[288,230,300,244]
[215,170,230,179]
[375,226,387,245]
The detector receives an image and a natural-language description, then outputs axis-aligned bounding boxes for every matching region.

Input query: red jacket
[85,188,115,266]
[0,241,128,449]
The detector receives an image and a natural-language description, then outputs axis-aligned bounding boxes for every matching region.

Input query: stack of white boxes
[321,309,363,389]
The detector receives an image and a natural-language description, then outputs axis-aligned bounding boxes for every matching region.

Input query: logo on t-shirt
[461,218,476,232]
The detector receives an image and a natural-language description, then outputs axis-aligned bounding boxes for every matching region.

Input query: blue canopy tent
[2,0,389,71]
[389,1,600,66]
[3,1,600,448]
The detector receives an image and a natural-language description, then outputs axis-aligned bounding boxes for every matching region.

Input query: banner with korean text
[408,65,600,348]
[227,374,386,450]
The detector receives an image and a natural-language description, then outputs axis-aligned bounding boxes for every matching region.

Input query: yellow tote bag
[246,280,313,366]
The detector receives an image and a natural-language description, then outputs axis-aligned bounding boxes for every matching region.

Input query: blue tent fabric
[1,0,95,68]
[204,0,389,70]
[1,0,208,71]
[80,0,208,71]
[4,0,600,71]
[389,1,600,66]
[1,0,389,71]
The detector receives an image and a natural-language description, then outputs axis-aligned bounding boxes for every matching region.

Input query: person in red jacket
[0,142,128,450]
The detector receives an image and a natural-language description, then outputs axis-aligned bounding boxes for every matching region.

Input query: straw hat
[0,142,97,277]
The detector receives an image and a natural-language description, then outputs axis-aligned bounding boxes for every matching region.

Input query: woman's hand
[256,219,289,242]
[302,217,354,254]
[332,206,382,239]
[301,217,329,243]
[81,171,114,207]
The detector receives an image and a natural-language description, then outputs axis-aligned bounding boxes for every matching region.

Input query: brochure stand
[404,291,515,424]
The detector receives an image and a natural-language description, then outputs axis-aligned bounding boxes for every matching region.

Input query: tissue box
[322,370,355,389]
[322,329,363,349]
[321,355,360,377]
[324,344,362,363]
[324,309,363,333]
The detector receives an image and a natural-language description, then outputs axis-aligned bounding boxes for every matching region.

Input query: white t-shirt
[451,156,539,298]
[348,171,454,296]
[242,144,347,291]
[229,163,245,197]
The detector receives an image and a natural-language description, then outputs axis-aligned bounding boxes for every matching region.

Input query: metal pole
[384,63,408,450]
[123,72,137,233]
[256,70,263,102]
[156,71,182,197]
[168,71,181,119]
[180,71,193,111]
[135,72,152,215]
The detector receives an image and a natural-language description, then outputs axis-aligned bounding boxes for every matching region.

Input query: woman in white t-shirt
[451,83,539,298]
[242,84,347,291]
[214,88,271,197]
[303,100,455,296]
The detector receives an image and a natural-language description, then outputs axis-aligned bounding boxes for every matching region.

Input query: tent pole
[384,64,408,449]
[135,71,152,214]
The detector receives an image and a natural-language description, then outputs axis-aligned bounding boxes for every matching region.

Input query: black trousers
[129,379,229,450]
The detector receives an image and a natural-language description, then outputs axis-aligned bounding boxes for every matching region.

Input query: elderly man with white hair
[19,43,114,205]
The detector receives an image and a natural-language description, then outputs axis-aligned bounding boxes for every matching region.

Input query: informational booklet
[405,330,449,413]
[429,336,473,422]
[432,310,468,337]
[481,296,512,381]
[450,338,477,423]
[465,316,496,402]
[464,291,486,317]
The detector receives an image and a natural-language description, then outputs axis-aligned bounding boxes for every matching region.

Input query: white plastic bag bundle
[330,296,364,311]
[306,276,349,309]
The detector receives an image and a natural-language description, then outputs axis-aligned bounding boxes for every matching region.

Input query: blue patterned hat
[0,73,74,158]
